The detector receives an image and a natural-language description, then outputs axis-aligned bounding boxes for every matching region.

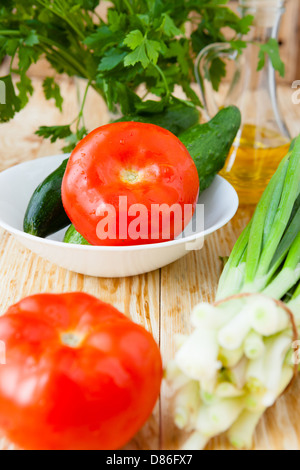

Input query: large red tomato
[62,122,199,246]
[0,293,162,450]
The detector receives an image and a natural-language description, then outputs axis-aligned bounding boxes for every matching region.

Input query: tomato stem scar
[120,169,142,184]
[61,332,85,348]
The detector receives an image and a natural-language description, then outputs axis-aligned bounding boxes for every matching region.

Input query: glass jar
[195,0,291,205]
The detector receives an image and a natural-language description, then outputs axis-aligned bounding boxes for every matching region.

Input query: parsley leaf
[124,42,149,68]
[160,14,182,37]
[0,75,21,123]
[16,74,33,107]
[1,0,258,147]
[98,49,127,72]
[123,30,161,69]
[257,38,285,77]
[35,125,72,143]
[43,77,64,112]
[145,40,161,64]
[35,124,88,152]
[23,30,39,47]
[209,58,227,92]
[62,127,88,153]
[123,30,144,50]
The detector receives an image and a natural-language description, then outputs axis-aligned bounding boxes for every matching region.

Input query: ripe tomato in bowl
[0,293,162,450]
[62,122,199,246]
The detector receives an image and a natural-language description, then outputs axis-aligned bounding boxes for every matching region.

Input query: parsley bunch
[0,0,283,150]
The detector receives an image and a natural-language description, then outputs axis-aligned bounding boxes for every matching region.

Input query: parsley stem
[38,36,89,80]
[123,0,134,15]
[38,41,105,103]
[154,64,170,98]
[0,30,20,36]
[35,0,86,41]
[40,46,86,81]
[76,79,91,132]
[0,29,89,81]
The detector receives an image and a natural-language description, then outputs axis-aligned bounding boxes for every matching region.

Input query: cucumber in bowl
[23,158,70,238]
[64,224,90,245]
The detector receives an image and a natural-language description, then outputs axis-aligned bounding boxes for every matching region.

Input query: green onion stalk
[165,136,300,450]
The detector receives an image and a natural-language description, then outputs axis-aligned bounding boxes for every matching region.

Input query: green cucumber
[116,101,200,136]
[179,106,241,192]
[64,224,90,245]
[23,158,70,237]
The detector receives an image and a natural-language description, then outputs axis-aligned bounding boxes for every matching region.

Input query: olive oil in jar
[220,124,291,205]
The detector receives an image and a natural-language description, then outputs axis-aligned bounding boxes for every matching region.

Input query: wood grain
[278,0,300,84]
[0,73,299,450]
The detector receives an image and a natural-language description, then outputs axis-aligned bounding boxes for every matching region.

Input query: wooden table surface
[0,76,300,450]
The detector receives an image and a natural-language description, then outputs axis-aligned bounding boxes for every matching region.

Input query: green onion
[196,398,244,438]
[227,409,265,449]
[216,138,300,300]
[219,345,244,368]
[244,330,265,360]
[167,136,300,450]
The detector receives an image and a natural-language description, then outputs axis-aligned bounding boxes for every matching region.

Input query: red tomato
[0,293,162,450]
[62,122,199,246]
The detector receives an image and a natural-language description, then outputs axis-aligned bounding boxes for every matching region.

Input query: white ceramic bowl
[0,155,238,277]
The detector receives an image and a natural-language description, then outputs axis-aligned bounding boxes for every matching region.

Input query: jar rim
[239,0,285,8]
[238,0,286,28]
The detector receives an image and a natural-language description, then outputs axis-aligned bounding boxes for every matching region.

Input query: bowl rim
[0,154,239,252]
